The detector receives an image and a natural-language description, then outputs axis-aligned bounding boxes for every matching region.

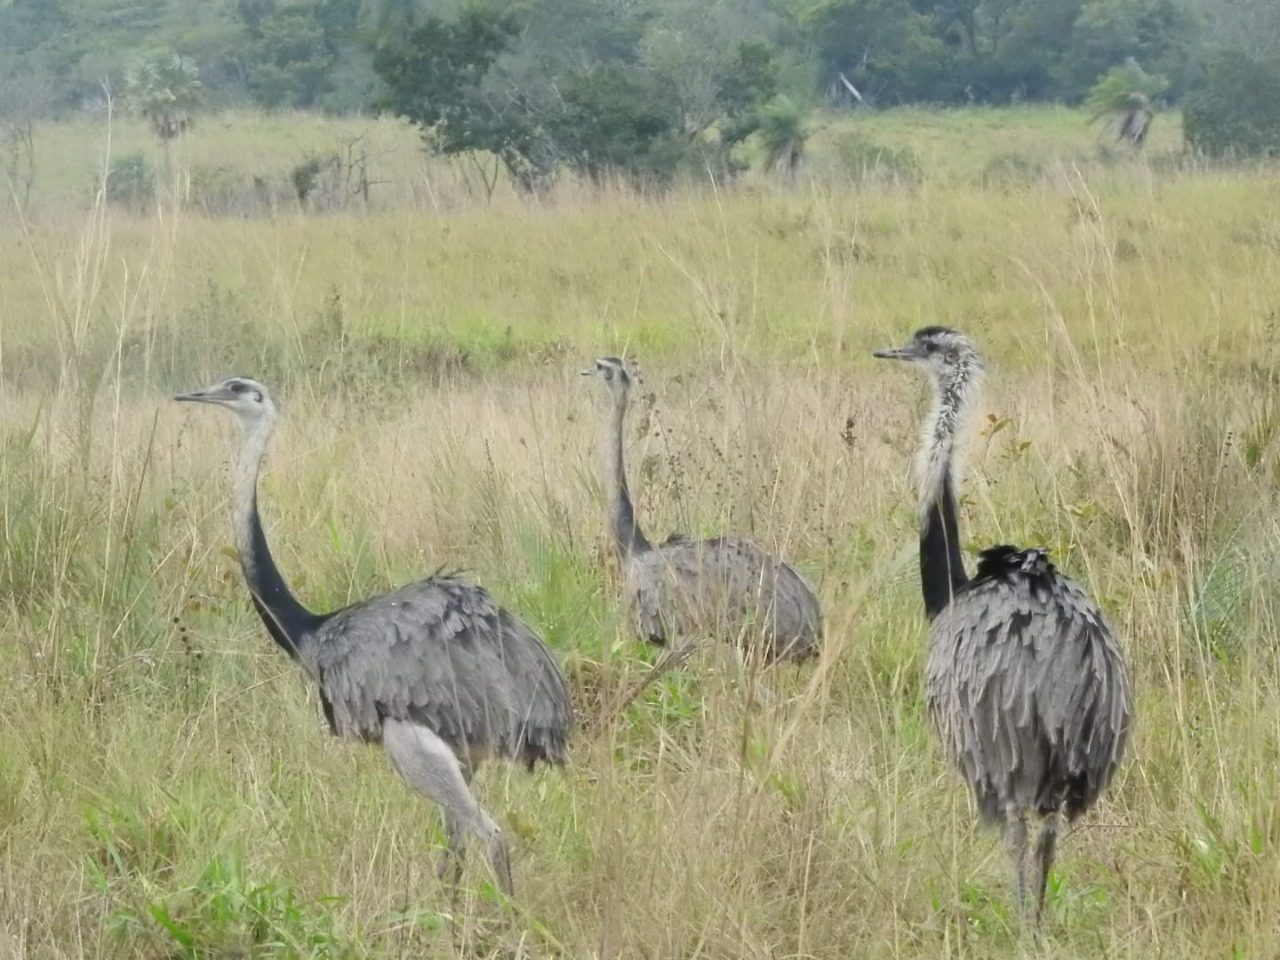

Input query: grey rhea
[583,357,822,664]
[174,376,573,897]
[873,328,1133,923]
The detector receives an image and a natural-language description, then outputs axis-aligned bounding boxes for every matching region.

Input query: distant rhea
[584,357,822,664]
[873,328,1132,923]
[175,377,573,897]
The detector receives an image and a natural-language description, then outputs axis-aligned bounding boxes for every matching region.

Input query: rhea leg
[1004,809,1030,915]
[436,762,471,888]
[382,719,513,896]
[1033,811,1060,923]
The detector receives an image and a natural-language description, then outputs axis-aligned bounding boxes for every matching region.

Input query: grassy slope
[2,106,1280,958]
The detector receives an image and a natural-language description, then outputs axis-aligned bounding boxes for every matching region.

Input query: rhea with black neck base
[583,357,823,667]
[874,328,1132,925]
[175,376,573,897]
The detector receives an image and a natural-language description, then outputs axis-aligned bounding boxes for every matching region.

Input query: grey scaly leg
[1033,811,1061,924]
[1004,809,1030,917]
[381,719,514,897]
[436,764,470,888]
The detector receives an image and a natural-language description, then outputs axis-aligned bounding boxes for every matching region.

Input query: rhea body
[873,328,1132,922]
[584,357,822,664]
[175,377,573,897]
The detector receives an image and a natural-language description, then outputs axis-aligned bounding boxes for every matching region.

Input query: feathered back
[926,546,1132,825]
[307,575,573,768]
[625,536,822,662]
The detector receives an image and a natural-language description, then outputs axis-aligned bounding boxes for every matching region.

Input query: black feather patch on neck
[970,545,1056,583]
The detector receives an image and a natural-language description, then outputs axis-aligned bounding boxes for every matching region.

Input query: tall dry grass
[2,112,1280,958]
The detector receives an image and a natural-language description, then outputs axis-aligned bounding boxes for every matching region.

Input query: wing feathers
[307,576,572,767]
[624,536,822,662]
[927,564,1132,825]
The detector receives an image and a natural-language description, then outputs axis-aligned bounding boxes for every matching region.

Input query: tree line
[2,0,1279,184]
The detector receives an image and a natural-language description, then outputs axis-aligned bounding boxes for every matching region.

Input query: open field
[3,108,1280,958]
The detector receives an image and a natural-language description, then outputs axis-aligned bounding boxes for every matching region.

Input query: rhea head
[582,356,633,398]
[174,375,278,429]
[872,326,982,389]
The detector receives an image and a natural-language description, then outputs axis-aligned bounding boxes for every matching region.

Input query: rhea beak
[872,345,918,362]
[174,385,226,404]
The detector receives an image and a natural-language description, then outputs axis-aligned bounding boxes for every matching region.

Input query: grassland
[2,105,1280,959]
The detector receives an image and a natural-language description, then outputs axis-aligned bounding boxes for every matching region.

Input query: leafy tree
[639,0,776,133]
[1182,52,1280,157]
[1055,0,1196,102]
[235,0,363,108]
[797,0,943,104]
[717,39,780,146]
[1189,0,1280,62]
[66,0,168,95]
[981,0,1085,101]
[553,64,685,185]
[371,4,551,195]
[244,9,334,107]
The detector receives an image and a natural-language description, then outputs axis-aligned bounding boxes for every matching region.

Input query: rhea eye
[229,381,247,394]
[602,367,613,381]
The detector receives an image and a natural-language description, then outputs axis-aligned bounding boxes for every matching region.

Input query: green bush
[1183,53,1280,159]
[104,152,154,211]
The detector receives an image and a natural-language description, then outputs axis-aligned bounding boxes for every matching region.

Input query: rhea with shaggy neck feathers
[873,328,1132,924]
[175,376,573,897]
[584,357,822,664]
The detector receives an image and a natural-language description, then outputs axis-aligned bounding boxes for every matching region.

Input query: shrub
[104,152,154,211]
[1183,53,1280,159]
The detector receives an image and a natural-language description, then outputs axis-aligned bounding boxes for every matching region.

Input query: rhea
[174,376,573,897]
[584,357,822,665]
[873,328,1132,923]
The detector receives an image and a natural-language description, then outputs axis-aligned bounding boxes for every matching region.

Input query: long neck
[918,373,970,620]
[607,388,650,556]
[232,417,321,659]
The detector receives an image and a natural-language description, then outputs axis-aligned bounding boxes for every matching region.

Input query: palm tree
[756,95,808,179]
[126,53,202,184]
[1087,58,1167,150]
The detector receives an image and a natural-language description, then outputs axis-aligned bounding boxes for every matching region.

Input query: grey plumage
[873,328,1132,924]
[175,376,572,897]
[311,577,573,767]
[584,357,822,664]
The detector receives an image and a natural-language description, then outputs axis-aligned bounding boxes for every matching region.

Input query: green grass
[3,105,1280,958]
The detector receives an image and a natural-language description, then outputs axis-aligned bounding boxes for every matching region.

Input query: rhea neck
[606,383,651,557]
[917,364,975,620]
[232,411,323,657]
